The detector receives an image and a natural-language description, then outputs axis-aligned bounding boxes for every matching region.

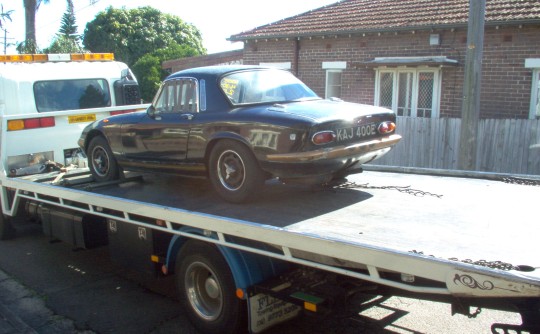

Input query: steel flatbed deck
[3,168,539,302]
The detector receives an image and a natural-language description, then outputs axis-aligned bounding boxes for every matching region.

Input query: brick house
[227,0,540,120]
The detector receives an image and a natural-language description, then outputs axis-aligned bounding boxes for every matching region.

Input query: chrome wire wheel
[216,149,246,191]
[184,261,224,321]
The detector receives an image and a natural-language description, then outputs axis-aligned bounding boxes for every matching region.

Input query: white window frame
[323,61,346,99]
[525,59,540,119]
[374,67,442,118]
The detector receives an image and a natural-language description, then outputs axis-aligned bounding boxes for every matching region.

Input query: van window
[34,79,111,112]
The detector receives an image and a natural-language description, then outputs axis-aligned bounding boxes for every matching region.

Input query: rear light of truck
[7,117,55,131]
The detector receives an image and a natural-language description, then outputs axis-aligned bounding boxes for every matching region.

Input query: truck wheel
[208,140,264,203]
[0,215,15,240]
[88,136,120,182]
[175,240,246,334]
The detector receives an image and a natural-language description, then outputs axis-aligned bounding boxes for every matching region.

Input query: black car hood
[265,99,394,123]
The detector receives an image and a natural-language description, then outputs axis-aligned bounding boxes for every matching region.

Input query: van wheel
[175,240,246,334]
[209,140,264,203]
[0,215,15,240]
[87,136,120,182]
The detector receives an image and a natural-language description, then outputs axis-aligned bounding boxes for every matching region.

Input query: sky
[1,0,338,54]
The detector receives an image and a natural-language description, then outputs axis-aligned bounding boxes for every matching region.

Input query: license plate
[68,114,96,124]
[336,123,377,142]
[248,293,301,333]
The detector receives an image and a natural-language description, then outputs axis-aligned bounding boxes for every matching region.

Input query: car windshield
[220,69,319,105]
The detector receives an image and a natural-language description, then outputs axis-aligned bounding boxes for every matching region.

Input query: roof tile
[230,0,540,41]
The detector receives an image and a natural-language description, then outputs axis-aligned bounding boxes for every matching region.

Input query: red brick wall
[242,24,540,119]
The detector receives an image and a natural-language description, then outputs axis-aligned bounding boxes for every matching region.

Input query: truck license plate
[68,113,96,124]
[248,293,301,333]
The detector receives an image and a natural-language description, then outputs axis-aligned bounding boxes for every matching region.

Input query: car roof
[166,65,276,80]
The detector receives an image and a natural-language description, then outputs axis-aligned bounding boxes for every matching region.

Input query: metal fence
[371,117,540,175]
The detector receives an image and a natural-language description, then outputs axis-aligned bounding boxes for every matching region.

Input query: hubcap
[217,150,245,191]
[92,146,109,177]
[185,262,223,321]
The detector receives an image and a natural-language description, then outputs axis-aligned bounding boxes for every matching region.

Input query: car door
[121,78,197,163]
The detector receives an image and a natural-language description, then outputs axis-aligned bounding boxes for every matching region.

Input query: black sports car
[79,65,401,203]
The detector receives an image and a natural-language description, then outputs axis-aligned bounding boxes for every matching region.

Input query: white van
[0,53,148,176]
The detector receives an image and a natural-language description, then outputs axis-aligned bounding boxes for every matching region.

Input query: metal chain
[501,177,540,186]
[330,181,443,198]
[411,250,520,271]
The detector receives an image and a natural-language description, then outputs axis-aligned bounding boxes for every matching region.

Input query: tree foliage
[43,0,81,54]
[0,5,14,29]
[83,6,206,68]
[132,43,200,102]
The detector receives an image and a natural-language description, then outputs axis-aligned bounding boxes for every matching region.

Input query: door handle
[180,113,194,120]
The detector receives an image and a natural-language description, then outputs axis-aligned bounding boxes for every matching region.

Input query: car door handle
[180,113,194,121]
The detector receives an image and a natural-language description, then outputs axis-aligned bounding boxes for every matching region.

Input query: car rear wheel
[88,136,120,182]
[209,140,264,203]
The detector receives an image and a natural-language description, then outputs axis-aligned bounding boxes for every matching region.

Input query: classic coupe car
[79,65,401,203]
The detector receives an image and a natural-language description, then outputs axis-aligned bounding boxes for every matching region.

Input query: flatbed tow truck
[1,54,539,334]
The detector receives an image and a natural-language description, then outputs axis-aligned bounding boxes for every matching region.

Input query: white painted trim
[525,58,540,68]
[322,61,347,69]
[259,62,291,70]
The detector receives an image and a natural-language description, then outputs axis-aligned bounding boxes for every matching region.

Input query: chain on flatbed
[327,181,443,198]
[501,176,540,186]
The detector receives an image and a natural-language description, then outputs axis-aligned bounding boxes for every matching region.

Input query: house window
[375,68,440,118]
[532,70,540,119]
[322,61,346,99]
[526,59,540,119]
[326,70,342,99]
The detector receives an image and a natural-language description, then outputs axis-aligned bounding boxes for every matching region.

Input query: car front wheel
[209,140,264,203]
[87,135,120,182]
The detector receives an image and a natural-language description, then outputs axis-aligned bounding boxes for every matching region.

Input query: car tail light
[312,131,336,145]
[378,121,396,134]
[7,117,56,131]
[110,109,138,116]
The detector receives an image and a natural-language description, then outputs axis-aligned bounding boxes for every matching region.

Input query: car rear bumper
[261,134,401,180]
[266,134,402,163]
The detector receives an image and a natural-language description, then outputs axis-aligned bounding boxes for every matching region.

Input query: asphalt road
[0,218,527,334]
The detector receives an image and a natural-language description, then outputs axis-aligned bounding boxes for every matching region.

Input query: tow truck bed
[6,169,540,300]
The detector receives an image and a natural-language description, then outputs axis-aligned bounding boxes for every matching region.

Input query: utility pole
[458,0,485,170]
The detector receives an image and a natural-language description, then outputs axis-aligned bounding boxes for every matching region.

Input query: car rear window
[220,69,318,105]
[34,79,111,112]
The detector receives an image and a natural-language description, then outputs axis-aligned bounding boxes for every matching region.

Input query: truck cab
[0,53,146,176]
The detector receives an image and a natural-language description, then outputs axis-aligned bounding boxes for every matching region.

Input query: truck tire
[175,240,246,334]
[0,214,15,240]
[208,140,264,203]
[88,136,120,182]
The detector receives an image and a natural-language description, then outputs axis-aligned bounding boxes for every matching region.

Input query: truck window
[34,79,111,112]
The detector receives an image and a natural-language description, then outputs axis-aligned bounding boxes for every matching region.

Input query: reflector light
[7,117,55,131]
[312,131,336,145]
[378,121,396,134]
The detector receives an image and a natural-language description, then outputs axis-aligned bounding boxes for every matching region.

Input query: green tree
[132,43,200,102]
[0,5,14,29]
[21,0,49,53]
[83,6,206,68]
[43,0,81,53]
[21,0,96,54]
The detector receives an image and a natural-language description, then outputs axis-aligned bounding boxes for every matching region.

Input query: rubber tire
[175,240,246,334]
[208,140,264,203]
[87,136,120,182]
[0,214,15,240]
